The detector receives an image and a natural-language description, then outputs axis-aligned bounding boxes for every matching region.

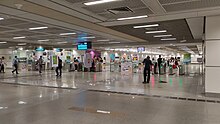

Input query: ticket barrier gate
[169,65,175,75]
[160,63,166,74]
[179,65,185,75]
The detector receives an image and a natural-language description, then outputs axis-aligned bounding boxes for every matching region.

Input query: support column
[205,15,220,93]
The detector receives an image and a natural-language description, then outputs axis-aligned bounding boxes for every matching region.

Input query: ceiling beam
[0,0,145,43]
[141,0,166,14]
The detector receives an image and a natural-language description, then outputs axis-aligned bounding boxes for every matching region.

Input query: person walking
[56,57,62,76]
[142,56,153,84]
[37,56,44,74]
[12,56,19,74]
[1,57,7,73]
[157,55,162,74]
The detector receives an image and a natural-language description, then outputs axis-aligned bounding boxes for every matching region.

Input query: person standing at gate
[37,56,44,74]
[142,56,153,84]
[12,56,19,74]
[56,57,62,76]
[157,55,162,74]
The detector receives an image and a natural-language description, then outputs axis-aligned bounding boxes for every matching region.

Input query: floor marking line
[88,89,220,104]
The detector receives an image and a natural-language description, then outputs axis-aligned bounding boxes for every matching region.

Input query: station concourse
[0,0,220,124]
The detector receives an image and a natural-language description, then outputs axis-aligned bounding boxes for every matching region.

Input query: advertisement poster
[183,54,191,63]
[66,56,71,63]
[52,55,58,67]
[132,54,138,62]
[121,62,133,75]
[84,53,92,68]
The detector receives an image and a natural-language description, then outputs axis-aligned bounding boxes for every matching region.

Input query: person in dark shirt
[142,56,153,84]
[157,55,162,74]
[56,57,62,76]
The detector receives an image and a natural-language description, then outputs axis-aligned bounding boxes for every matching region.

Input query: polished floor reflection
[0,84,219,124]
[0,67,204,99]
[1,64,219,124]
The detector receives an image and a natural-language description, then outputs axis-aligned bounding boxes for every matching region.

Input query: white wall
[205,15,220,93]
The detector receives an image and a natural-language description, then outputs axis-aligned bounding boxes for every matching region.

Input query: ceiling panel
[9,22,46,29]
[109,19,198,44]
[39,27,72,34]
[8,31,45,36]
[0,27,14,31]
[0,33,13,38]
[160,0,220,12]
[0,18,28,26]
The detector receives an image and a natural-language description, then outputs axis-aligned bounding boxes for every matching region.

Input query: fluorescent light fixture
[38,39,49,42]
[96,110,111,114]
[82,36,96,39]
[117,15,148,21]
[180,40,187,43]
[18,101,27,105]
[29,27,48,30]
[0,17,4,20]
[146,30,167,34]
[57,41,68,44]
[0,42,7,44]
[134,24,159,29]
[18,43,27,46]
[161,38,176,41]
[109,42,120,44]
[97,39,110,42]
[84,0,118,6]
[60,32,76,36]
[154,35,172,38]
[13,36,26,39]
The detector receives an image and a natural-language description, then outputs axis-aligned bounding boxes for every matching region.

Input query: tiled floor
[0,84,219,124]
[2,64,219,124]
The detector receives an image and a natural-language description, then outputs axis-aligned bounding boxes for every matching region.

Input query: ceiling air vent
[107,6,133,15]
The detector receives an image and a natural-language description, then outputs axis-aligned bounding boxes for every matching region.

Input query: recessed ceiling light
[161,38,176,41]
[109,42,120,44]
[60,32,76,36]
[0,42,7,44]
[154,35,172,38]
[117,15,148,21]
[97,39,110,42]
[29,27,48,30]
[82,36,96,39]
[180,40,187,43]
[133,24,159,29]
[84,0,118,6]
[38,39,49,42]
[146,30,167,34]
[18,43,27,46]
[13,36,26,39]
[0,17,4,21]
[57,41,68,44]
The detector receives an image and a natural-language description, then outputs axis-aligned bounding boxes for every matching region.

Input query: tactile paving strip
[88,89,220,104]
